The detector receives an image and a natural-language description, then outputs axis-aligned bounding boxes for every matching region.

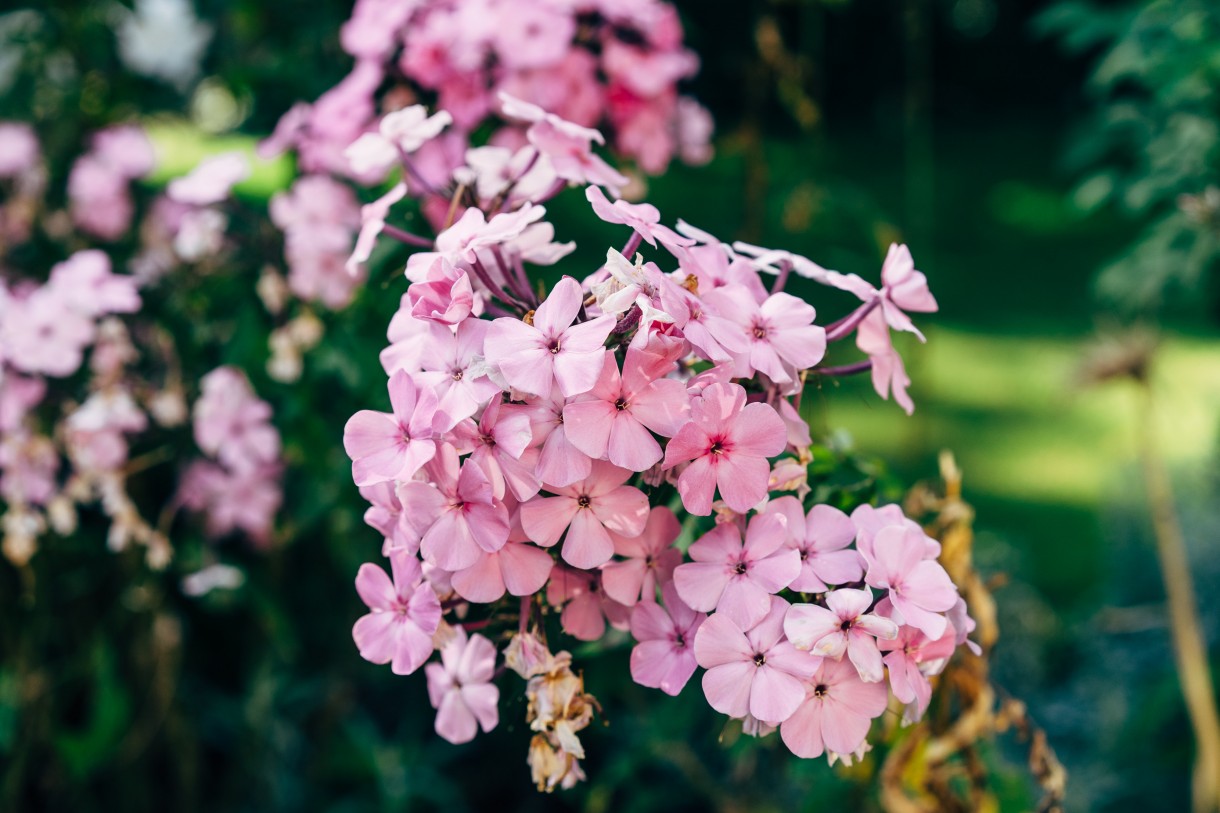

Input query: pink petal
[451,551,506,603]
[434,689,478,744]
[561,508,615,569]
[355,562,397,611]
[562,398,616,459]
[520,495,579,547]
[749,665,806,724]
[728,402,787,457]
[607,414,663,471]
[591,485,649,537]
[784,603,840,651]
[715,453,771,513]
[780,695,826,758]
[601,558,647,606]
[692,611,752,668]
[676,456,716,515]
[673,561,730,613]
[498,541,553,596]
[701,661,755,718]
[716,576,773,630]
[532,276,582,335]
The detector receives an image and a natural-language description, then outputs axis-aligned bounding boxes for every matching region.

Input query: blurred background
[3,0,1219,810]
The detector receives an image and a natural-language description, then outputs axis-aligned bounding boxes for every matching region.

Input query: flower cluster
[343,99,970,788]
[262,0,712,193]
[0,122,283,568]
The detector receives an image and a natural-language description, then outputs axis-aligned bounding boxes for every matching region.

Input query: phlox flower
[166,151,250,206]
[856,309,915,415]
[657,281,748,363]
[348,182,406,275]
[358,481,417,554]
[673,513,800,629]
[414,320,500,430]
[352,550,441,675]
[0,286,94,377]
[546,565,630,641]
[464,397,540,501]
[343,369,440,487]
[779,656,889,761]
[662,381,787,515]
[520,461,649,569]
[48,250,141,317]
[529,118,628,192]
[630,581,706,696]
[764,497,864,592]
[425,629,500,744]
[877,610,958,723]
[585,186,693,251]
[865,524,958,639]
[193,367,280,474]
[519,391,593,488]
[346,106,453,176]
[408,204,546,279]
[784,588,898,683]
[398,449,510,572]
[601,505,681,606]
[850,502,937,566]
[484,276,615,400]
[562,345,689,472]
[702,286,826,384]
[693,595,818,724]
[450,535,553,603]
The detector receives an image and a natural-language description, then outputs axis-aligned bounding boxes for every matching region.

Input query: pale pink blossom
[465,397,539,501]
[451,538,553,603]
[167,152,250,205]
[673,513,800,629]
[601,505,681,606]
[662,382,786,515]
[425,628,500,744]
[865,524,958,639]
[630,581,705,696]
[414,320,500,430]
[193,367,280,474]
[484,276,615,400]
[353,551,441,675]
[519,392,592,488]
[585,185,692,251]
[562,346,689,472]
[779,656,888,761]
[546,565,630,641]
[693,595,818,724]
[878,610,958,723]
[784,589,898,683]
[765,497,864,593]
[398,450,510,572]
[343,369,440,487]
[520,461,648,570]
[406,256,476,325]
[702,286,826,384]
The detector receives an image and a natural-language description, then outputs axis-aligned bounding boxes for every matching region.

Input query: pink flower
[693,595,818,724]
[546,565,630,641]
[528,119,628,192]
[765,497,864,592]
[348,182,406,275]
[662,382,786,515]
[673,513,800,629]
[856,310,914,415]
[425,629,500,744]
[520,392,592,488]
[465,397,539,501]
[878,613,957,722]
[343,370,440,487]
[358,481,417,554]
[398,450,510,572]
[865,524,958,639]
[585,185,693,251]
[702,286,826,384]
[415,320,500,430]
[167,152,250,205]
[407,256,475,325]
[878,243,937,335]
[450,538,553,603]
[193,367,280,474]
[352,551,441,675]
[779,656,889,761]
[0,286,94,377]
[520,461,648,569]
[484,276,615,399]
[601,505,682,606]
[179,461,283,546]
[630,581,706,696]
[784,588,898,683]
[562,346,689,472]
[48,250,140,317]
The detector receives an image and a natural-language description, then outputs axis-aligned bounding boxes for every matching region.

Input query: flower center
[840,619,853,631]
[614,398,628,411]
[451,369,464,381]
[752,652,766,667]
[752,323,767,339]
[481,434,496,447]
[709,440,724,455]
[734,561,748,575]
[548,339,562,354]
[813,684,828,698]
[577,494,591,508]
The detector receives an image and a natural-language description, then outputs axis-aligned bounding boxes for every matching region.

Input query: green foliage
[1038,0,1220,314]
